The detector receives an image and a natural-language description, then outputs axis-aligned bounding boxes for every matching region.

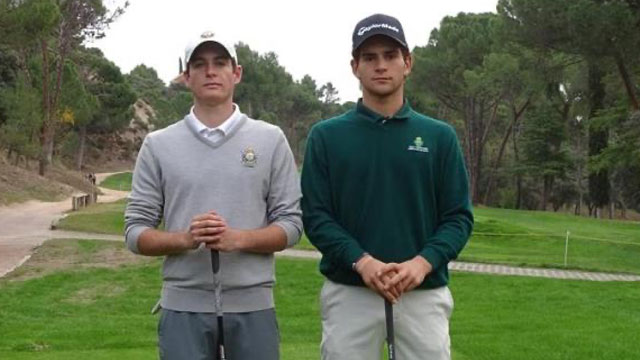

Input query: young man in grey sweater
[124,31,302,360]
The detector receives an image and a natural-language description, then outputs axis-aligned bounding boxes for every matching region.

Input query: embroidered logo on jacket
[241,147,258,167]
[408,137,429,153]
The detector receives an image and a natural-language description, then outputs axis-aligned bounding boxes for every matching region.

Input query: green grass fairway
[56,200,640,274]
[450,271,640,359]
[466,207,640,273]
[0,239,638,359]
[99,172,132,191]
[56,199,126,235]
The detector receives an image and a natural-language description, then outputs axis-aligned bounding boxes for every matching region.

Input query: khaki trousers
[320,280,454,360]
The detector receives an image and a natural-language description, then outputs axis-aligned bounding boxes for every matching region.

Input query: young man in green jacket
[301,14,473,360]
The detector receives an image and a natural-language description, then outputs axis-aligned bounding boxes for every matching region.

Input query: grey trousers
[158,308,279,360]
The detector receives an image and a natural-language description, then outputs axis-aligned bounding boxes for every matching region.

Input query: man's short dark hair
[352,43,410,62]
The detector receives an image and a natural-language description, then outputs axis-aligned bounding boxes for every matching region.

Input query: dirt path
[0,172,129,277]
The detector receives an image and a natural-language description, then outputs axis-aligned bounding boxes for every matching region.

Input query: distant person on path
[125,31,302,360]
[301,14,474,360]
[85,172,94,185]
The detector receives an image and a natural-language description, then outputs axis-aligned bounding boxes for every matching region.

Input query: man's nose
[205,63,217,76]
[374,61,387,72]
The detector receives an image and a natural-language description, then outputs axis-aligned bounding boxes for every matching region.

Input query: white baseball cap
[183,31,238,70]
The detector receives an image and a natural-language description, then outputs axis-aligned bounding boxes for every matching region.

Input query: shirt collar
[355,98,412,123]
[188,104,242,135]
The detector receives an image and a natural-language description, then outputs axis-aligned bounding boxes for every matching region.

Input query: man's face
[185,42,242,104]
[351,35,412,98]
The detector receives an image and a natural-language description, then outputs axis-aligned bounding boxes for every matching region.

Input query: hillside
[0,156,99,205]
[0,98,154,205]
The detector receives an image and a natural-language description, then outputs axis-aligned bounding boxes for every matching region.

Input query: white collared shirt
[187,104,242,142]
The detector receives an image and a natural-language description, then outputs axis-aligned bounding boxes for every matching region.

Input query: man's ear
[233,65,243,85]
[403,54,413,78]
[182,71,192,89]
[351,58,360,79]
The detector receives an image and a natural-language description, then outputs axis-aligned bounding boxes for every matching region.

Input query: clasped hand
[186,211,244,252]
[355,255,433,303]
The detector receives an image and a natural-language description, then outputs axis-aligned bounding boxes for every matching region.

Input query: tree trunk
[576,170,583,216]
[608,174,616,220]
[483,100,530,204]
[38,31,69,176]
[587,62,609,211]
[463,98,476,203]
[619,199,627,220]
[575,125,584,216]
[246,102,254,118]
[39,127,54,176]
[76,125,87,171]
[613,51,639,111]
[475,102,485,204]
[38,38,51,176]
[513,126,522,210]
[289,123,298,165]
[608,201,614,220]
[542,175,554,211]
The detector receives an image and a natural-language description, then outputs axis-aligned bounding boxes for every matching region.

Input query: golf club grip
[211,250,220,274]
[385,299,396,360]
[217,315,226,360]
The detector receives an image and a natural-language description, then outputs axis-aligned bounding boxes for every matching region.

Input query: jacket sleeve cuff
[420,246,446,272]
[344,245,367,271]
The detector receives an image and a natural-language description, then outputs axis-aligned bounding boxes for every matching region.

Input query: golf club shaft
[217,315,226,360]
[210,250,226,360]
[385,299,396,360]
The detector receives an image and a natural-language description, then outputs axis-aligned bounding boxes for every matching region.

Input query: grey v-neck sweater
[124,113,302,313]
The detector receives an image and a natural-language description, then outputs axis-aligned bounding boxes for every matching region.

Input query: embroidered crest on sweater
[241,146,258,167]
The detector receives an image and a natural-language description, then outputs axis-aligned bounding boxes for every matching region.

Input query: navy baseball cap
[352,14,408,53]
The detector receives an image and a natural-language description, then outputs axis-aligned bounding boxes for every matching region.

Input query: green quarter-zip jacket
[301,100,473,289]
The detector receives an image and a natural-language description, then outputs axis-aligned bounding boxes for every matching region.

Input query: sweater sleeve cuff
[125,225,151,254]
[273,222,302,248]
[420,246,446,271]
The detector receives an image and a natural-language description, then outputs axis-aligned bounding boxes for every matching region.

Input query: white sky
[91,0,497,102]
